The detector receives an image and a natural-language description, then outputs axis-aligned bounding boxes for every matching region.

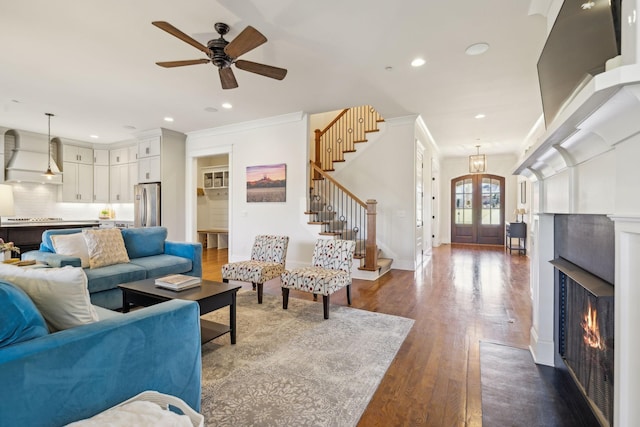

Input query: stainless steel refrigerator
[134,182,161,227]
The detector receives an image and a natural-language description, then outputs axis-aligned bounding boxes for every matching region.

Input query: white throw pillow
[0,264,98,331]
[66,400,193,427]
[51,233,90,268]
[82,228,130,269]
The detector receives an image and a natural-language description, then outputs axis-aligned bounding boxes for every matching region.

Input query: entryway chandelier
[469,145,486,174]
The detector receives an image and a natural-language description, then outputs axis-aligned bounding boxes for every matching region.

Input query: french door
[451,174,505,245]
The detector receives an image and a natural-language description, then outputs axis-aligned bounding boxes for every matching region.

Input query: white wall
[439,153,519,244]
[615,133,640,215]
[186,112,321,268]
[332,116,418,270]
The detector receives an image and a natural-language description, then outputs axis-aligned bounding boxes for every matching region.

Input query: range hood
[5,130,62,184]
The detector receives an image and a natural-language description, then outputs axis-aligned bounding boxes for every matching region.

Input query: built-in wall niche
[197,154,229,231]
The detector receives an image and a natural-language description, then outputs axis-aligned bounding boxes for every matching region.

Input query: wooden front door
[451,174,505,245]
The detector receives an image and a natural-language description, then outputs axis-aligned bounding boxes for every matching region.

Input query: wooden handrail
[310,161,366,208]
[318,108,349,136]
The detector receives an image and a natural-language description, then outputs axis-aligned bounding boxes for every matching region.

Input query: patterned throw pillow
[82,228,130,269]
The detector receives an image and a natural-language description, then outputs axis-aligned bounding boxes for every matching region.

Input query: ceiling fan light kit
[152,21,287,90]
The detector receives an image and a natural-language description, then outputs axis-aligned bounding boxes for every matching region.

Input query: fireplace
[552,214,615,427]
[554,258,614,426]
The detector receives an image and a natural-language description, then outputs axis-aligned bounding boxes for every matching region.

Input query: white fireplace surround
[529,216,640,426]
[518,1,640,424]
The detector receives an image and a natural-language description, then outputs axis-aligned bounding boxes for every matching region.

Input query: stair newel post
[365,199,378,269]
[314,128,322,179]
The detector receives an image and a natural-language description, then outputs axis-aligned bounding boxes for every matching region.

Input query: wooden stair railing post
[365,199,378,270]
[314,129,322,180]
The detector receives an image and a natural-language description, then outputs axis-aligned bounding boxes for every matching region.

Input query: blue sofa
[0,278,202,426]
[23,227,202,310]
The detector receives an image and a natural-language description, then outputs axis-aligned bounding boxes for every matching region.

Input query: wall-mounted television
[537,0,622,128]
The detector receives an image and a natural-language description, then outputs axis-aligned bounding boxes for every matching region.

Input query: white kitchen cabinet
[94,149,109,166]
[61,144,94,202]
[61,161,93,202]
[93,149,110,203]
[109,164,128,202]
[128,145,138,163]
[127,162,138,200]
[108,143,137,202]
[110,147,130,164]
[134,129,186,240]
[138,156,160,183]
[93,164,109,203]
[138,136,161,158]
[137,136,161,183]
[63,145,93,165]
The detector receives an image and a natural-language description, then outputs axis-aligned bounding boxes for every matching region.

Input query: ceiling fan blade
[156,59,211,68]
[152,21,212,56]
[219,67,238,89]
[235,60,287,80]
[224,26,267,58]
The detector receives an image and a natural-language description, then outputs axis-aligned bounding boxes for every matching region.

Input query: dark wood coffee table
[118,278,241,344]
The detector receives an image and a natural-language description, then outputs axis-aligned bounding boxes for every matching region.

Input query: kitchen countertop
[0,220,101,227]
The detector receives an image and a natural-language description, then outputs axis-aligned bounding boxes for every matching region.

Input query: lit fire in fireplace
[582,302,605,350]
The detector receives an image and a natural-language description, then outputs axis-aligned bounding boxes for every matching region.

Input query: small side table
[506,222,527,255]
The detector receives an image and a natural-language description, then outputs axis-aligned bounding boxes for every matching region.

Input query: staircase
[306,105,392,278]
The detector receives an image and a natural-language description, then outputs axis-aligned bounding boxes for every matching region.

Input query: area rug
[199,290,414,426]
[480,341,600,427]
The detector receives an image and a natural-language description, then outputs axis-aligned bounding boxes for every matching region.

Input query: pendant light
[469,145,486,174]
[43,113,55,179]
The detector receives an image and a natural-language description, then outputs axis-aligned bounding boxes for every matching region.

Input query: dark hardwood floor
[202,244,532,426]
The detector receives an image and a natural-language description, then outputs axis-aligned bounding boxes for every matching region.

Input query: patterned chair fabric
[281,239,356,319]
[222,235,289,304]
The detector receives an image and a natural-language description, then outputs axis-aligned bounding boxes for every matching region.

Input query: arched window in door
[451,174,505,245]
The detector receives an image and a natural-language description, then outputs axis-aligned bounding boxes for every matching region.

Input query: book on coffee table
[155,274,201,291]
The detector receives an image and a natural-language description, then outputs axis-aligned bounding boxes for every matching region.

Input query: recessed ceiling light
[123,125,136,130]
[465,42,490,56]
[222,103,232,109]
[204,107,218,113]
[164,117,174,122]
[385,66,393,71]
[411,58,426,67]
[475,114,486,119]
[90,135,99,139]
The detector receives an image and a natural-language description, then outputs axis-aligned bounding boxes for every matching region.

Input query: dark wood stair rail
[309,161,378,271]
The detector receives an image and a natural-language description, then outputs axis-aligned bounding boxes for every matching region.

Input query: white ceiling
[0,0,549,157]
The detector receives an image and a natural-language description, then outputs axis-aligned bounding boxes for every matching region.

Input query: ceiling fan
[152,21,287,89]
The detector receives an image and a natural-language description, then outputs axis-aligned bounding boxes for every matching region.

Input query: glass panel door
[451,174,504,245]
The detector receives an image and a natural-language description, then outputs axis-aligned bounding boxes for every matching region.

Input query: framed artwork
[520,181,526,204]
[246,163,286,202]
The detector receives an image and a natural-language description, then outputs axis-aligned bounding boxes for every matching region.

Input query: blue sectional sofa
[23,227,202,310]
[0,277,202,426]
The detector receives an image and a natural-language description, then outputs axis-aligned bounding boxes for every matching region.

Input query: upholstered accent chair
[222,235,289,304]
[281,238,356,319]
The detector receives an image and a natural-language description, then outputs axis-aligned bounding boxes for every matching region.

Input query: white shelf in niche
[202,166,228,189]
